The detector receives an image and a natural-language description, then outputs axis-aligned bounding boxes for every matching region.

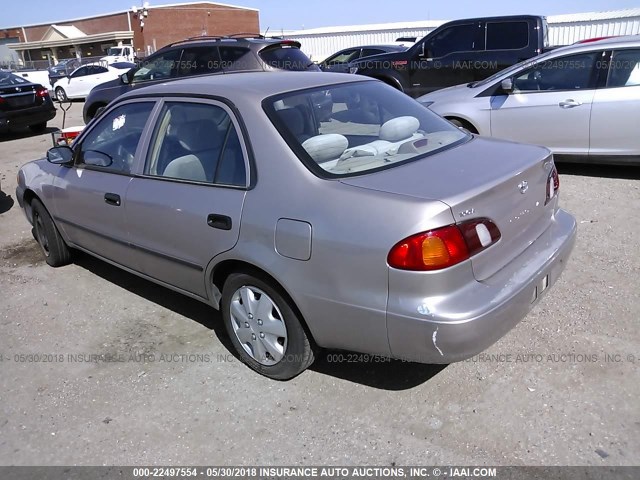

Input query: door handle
[207,214,232,230]
[104,193,121,206]
[559,99,582,108]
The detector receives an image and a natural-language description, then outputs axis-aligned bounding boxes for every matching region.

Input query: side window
[76,102,155,174]
[327,49,360,65]
[145,102,246,186]
[70,67,87,78]
[179,46,222,76]
[361,48,385,58]
[133,49,182,82]
[219,46,252,70]
[425,24,478,58]
[513,52,599,92]
[486,22,529,50]
[606,49,640,88]
[93,66,109,74]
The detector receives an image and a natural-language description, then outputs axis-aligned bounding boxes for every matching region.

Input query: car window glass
[361,49,385,57]
[606,49,640,88]
[145,102,246,186]
[486,21,529,50]
[71,67,87,78]
[328,49,360,64]
[513,52,599,92]
[425,24,477,57]
[77,102,155,174]
[133,49,182,82]
[0,72,29,85]
[93,66,109,74]
[179,46,222,76]
[266,81,467,178]
[219,46,252,70]
[259,45,314,71]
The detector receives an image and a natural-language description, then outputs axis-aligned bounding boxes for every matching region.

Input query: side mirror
[120,71,131,84]
[501,78,514,93]
[47,146,74,165]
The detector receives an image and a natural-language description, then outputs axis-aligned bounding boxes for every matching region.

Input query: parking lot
[0,101,639,466]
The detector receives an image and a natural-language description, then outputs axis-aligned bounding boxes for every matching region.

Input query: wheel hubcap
[229,286,287,366]
[34,212,50,257]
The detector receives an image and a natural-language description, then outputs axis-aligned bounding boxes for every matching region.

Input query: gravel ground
[0,101,638,467]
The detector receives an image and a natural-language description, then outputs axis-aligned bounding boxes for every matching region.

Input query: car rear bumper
[386,208,577,363]
[0,105,56,133]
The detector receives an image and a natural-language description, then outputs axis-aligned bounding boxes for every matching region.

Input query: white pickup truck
[101,45,136,64]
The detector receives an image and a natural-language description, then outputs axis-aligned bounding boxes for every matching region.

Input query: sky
[1,0,639,31]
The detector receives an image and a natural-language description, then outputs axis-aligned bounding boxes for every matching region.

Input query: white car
[54,63,134,102]
[418,35,640,165]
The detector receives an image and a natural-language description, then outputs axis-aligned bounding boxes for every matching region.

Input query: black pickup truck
[350,15,550,97]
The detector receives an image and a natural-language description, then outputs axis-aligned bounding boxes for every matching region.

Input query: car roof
[120,71,370,102]
[551,34,640,54]
[158,36,301,51]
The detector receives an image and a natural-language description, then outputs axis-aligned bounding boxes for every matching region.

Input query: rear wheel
[29,122,47,133]
[221,272,315,380]
[55,87,68,102]
[31,198,71,267]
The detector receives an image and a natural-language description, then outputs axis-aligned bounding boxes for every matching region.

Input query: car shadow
[0,126,58,142]
[557,162,640,180]
[0,191,14,214]
[71,249,445,390]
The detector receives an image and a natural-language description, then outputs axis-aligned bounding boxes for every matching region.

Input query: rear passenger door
[125,99,249,298]
[589,48,640,157]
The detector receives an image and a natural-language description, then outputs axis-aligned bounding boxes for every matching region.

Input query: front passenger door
[52,101,156,266]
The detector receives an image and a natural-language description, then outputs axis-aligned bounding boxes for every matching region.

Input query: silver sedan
[16,72,576,379]
[418,35,640,166]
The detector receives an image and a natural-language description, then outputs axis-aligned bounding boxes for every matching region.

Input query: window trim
[603,48,640,89]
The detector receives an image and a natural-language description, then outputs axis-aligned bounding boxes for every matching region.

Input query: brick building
[1,1,259,68]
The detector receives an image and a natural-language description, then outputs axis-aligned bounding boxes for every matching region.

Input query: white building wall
[285,9,640,61]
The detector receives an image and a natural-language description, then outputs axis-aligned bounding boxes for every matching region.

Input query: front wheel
[55,87,68,102]
[221,273,315,380]
[31,198,71,267]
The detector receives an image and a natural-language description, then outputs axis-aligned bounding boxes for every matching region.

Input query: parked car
[0,71,56,134]
[351,15,550,97]
[101,45,136,64]
[418,35,640,165]
[82,36,319,123]
[17,72,576,379]
[319,45,408,73]
[48,58,81,87]
[54,63,135,102]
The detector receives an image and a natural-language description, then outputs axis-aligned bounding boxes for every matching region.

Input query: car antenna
[263,26,270,38]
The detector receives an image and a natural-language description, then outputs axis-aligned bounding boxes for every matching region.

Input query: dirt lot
[0,102,638,466]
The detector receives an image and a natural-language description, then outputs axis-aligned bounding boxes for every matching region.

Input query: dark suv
[83,36,318,123]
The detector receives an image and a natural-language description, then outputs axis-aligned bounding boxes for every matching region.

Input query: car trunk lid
[339,137,556,281]
[0,84,39,110]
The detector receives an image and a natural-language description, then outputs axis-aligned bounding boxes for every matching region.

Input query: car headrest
[302,134,349,163]
[176,119,222,152]
[276,107,305,137]
[379,116,420,142]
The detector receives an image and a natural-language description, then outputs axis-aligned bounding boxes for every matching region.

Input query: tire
[85,103,106,123]
[221,272,315,380]
[29,122,47,133]
[55,87,68,102]
[31,198,71,267]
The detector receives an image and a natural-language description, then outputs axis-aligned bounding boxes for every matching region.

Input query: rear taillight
[36,87,48,97]
[545,164,560,205]
[388,218,501,271]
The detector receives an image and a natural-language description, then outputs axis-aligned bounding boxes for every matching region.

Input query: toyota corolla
[16,72,576,379]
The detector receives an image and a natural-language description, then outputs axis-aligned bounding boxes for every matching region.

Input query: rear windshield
[265,81,468,178]
[0,72,29,86]
[259,45,317,71]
